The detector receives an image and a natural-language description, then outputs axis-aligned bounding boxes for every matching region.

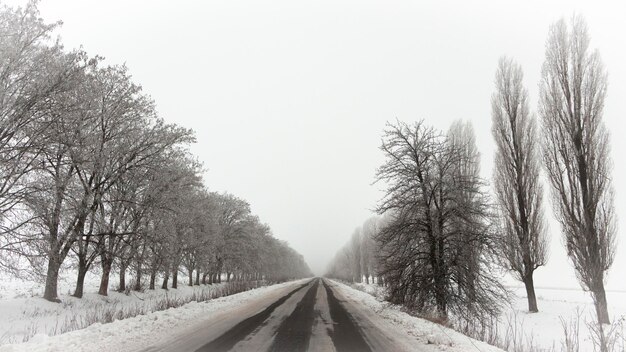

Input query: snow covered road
[0,278,503,352]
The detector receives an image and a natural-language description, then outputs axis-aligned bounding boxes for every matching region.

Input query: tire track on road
[196,280,312,352]
[322,279,372,352]
[268,278,320,352]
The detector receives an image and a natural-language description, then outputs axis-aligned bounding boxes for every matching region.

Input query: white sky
[11,0,626,288]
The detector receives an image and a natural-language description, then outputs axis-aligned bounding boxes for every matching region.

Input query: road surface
[143,278,417,352]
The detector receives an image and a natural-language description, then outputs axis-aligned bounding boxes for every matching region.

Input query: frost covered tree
[360,217,380,284]
[17,54,95,302]
[349,228,363,283]
[325,216,384,285]
[540,16,616,324]
[0,3,85,276]
[214,193,252,283]
[67,64,194,297]
[0,1,311,302]
[491,57,548,313]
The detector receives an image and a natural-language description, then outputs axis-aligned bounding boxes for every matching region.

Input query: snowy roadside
[0,278,310,352]
[345,280,626,351]
[0,271,234,345]
[328,279,505,352]
[0,269,302,348]
[499,286,626,351]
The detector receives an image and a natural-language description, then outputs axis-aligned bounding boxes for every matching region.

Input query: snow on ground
[0,270,267,347]
[0,278,310,352]
[4,272,622,352]
[331,280,506,352]
[349,281,626,352]
[503,286,626,351]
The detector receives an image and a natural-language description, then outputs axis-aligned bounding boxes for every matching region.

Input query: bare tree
[349,228,363,283]
[492,57,548,313]
[446,120,507,321]
[540,16,615,324]
[373,119,506,320]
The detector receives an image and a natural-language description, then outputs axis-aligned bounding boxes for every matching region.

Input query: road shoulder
[326,279,506,352]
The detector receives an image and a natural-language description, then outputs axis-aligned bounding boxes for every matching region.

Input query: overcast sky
[13,0,626,288]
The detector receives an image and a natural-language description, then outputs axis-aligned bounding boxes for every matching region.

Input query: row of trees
[325,217,382,284]
[494,15,615,324]
[0,2,310,302]
[326,15,616,326]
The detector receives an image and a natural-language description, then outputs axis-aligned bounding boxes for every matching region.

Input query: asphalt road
[145,278,415,352]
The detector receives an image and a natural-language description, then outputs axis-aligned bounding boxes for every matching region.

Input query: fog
[20,0,626,287]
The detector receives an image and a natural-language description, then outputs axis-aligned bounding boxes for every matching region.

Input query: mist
[23,0,626,287]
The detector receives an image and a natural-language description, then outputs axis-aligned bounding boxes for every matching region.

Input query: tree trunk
[195,270,200,285]
[172,270,178,289]
[134,244,145,291]
[435,286,447,319]
[118,264,128,292]
[202,272,208,285]
[593,284,611,324]
[188,270,193,286]
[149,270,157,290]
[134,265,142,291]
[98,257,113,296]
[43,254,62,302]
[73,260,88,298]
[162,272,169,290]
[523,274,539,313]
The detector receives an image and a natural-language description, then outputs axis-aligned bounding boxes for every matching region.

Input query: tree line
[325,216,383,285]
[326,15,616,326]
[0,2,310,302]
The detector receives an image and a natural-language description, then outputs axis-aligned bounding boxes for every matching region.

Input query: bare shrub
[587,317,624,352]
[560,309,581,352]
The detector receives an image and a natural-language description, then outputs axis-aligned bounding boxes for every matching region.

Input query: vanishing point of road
[143,278,416,352]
